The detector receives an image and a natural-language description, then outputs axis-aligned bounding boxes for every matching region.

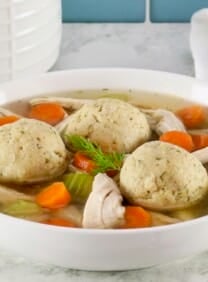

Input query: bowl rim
[0,67,208,235]
[1,67,207,92]
[0,67,196,86]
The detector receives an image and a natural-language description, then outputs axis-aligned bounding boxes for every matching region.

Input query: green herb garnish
[66,135,124,174]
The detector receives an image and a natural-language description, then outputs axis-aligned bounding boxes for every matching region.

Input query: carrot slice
[28,103,65,126]
[191,134,208,150]
[176,105,206,129]
[122,206,152,229]
[73,152,96,173]
[160,131,194,152]
[42,218,77,228]
[0,115,19,126]
[36,182,71,209]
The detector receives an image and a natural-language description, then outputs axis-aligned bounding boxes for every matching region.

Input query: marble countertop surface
[52,23,194,76]
[1,23,208,282]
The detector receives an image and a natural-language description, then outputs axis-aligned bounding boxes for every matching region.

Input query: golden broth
[1,89,207,227]
[4,89,194,115]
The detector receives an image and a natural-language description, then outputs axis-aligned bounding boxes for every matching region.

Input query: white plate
[0,68,208,271]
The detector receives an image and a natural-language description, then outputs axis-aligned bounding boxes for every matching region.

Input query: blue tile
[62,0,145,22]
[151,0,208,22]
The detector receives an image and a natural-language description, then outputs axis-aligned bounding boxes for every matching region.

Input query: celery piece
[63,173,93,204]
[3,200,43,217]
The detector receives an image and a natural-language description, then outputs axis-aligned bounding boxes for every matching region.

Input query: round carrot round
[160,131,194,152]
[191,134,208,151]
[28,103,65,126]
[36,182,71,209]
[176,105,206,129]
[73,152,96,173]
[122,206,152,229]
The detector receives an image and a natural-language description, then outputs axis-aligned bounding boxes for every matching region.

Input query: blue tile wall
[151,0,208,22]
[62,0,145,22]
[62,0,208,23]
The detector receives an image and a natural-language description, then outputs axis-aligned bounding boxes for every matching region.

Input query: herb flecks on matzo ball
[120,141,208,211]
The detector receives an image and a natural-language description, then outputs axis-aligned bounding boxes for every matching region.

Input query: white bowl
[0,29,61,75]
[15,0,53,16]
[0,43,60,78]
[0,69,208,271]
[0,7,61,43]
[0,0,8,8]
[0,0,59,25]
[0,18,61,64]
[0,0,61,82]
[13,44,60,79]
[14,3,60,32]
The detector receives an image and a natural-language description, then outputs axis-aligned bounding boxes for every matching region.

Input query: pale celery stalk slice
[3,200,43,217]
[63,173,93,204]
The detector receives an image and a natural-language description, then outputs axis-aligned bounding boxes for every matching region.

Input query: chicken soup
[0,90,208,229]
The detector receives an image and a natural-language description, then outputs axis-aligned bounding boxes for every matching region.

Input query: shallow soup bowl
[0,68,208,271]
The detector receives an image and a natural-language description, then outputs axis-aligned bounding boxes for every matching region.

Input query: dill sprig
[66,135,124,174]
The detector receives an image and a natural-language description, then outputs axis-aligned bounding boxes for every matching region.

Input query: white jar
[0,0,62,83]
[190,9,208,81]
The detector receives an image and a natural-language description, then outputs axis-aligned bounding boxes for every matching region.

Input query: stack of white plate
[0,0,62,83]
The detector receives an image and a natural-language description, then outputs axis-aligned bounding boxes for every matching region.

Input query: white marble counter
[52,23,194,76]
[1,23,208,282]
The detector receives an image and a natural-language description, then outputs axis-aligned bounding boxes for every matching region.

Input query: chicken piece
[24,214,50,222]
[30,97,92,111]
[0,118,68,184]
[0,184,33,204]
[58,98,151,153]
[54,205,83,226]
[0,107,21,117]
[142,109,186,136]
[83,173,125,229]
[192,147,208,164]
[120,141,208,211]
